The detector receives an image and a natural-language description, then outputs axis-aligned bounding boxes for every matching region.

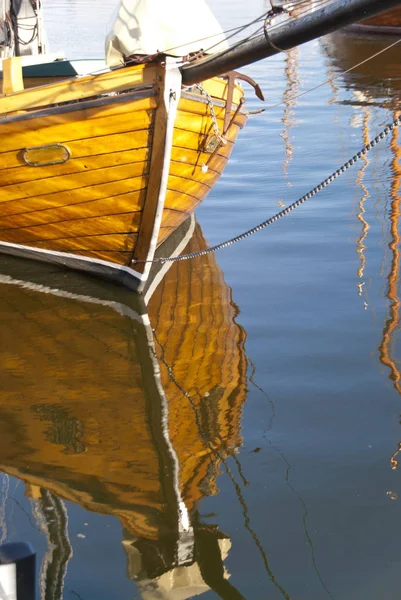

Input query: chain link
[195,83,227,145]
[134,114,401,265]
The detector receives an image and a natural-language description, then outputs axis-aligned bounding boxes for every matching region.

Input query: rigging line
[187,0,336,56]
[201,0,325,59]
[87,16,270,75]
[202,16,269,55]
[86,0,334,76]
[159,21,265,57]
[202,25,266,60]
[248,358,276,436]
[68,590,84,600]
[220,454,292,600]
[247,364,334,599]
[0,488,43,533]
[194,389,249,488]
[124,10,273,65]
[152,330,292,600]
[126,0,334,68]
[0,473,9,544]
[270,439,335,600]
[262,0,338,34]
[263,37,401,111]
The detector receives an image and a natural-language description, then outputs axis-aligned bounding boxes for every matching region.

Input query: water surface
[2,1,401,599]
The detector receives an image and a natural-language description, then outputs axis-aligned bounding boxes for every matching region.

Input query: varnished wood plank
[168,162,221,188]
[178,97,227,119]
[158,209,195,244]
[175,110,220,137]
[0,109,154,153]
[0,148,150,186]
[0,162,148,202]
[0,112,238,173]
[0,63,156,113]
[0,211,143,244]
[174,109,245,136]
[0,176,146,215]
[30,231,138,253]
[0,129,228,175]
[21,76,69,89]
[0,95,156,134]
[175,112,247,139]
[156,226,181,247]
[2,58,24,94]
[164,192,202,217]
[0,132,150,170]
[181,78,243,105]
[167,174,210,199]
[172,126,239,153]
[0,189,146,229]
[170,149,227,174]
[202,77,244,104]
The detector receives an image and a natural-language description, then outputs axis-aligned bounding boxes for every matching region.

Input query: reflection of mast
[378,113,401,469]
[355,102,371,302]
[0,473,9,545]
[281,46,300,183]
[29,487,72,600]
[40,490,72,600]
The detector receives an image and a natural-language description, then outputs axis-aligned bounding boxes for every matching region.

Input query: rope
[133,115,401,265]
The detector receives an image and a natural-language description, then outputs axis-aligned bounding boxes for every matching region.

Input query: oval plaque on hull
[22,144,71,167]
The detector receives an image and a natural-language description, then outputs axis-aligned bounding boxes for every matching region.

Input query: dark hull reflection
[357,7,401,33]
[321,30,401,106]
[0,217,248,599]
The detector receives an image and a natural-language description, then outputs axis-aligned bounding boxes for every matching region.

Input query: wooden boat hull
[0,61,247,290]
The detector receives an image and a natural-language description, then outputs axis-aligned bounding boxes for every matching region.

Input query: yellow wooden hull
[0,61,247,290]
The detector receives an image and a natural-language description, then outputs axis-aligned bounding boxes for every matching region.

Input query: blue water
[2,1,401,599]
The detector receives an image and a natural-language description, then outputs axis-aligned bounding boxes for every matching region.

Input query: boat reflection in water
[321,29,401,104]
[0,216,248,599]
[322,31,401,472]
[354,6,401,33]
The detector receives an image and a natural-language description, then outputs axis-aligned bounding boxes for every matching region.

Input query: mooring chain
[195,83,227,146]
[133,115,401,265]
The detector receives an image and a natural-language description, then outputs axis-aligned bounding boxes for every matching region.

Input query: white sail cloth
[105,0,228,66]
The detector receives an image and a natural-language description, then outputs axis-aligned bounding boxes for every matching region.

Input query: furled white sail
[105,0,228,67]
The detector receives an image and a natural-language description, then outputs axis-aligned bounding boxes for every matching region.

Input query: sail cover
[105,0,228,66]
